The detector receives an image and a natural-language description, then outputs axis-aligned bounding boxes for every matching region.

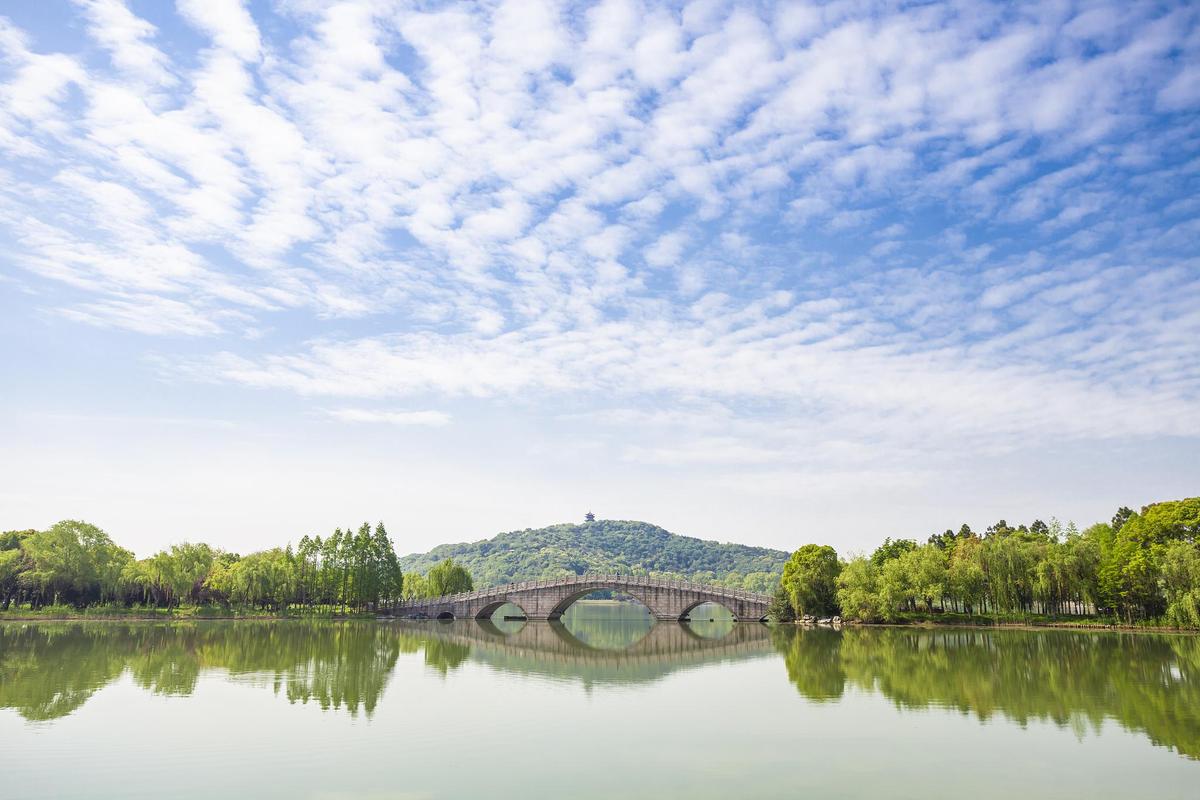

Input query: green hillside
[397,519,786,593]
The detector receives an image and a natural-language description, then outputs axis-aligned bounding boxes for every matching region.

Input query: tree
[584,511,595,523]
[836,557,886,621]
[1133,498,1200,543]
[1096,499,1200,621]
[781,544,841,617]
[1111,506,1134,533]
[426,559,474,596]
[947,536,986,614]
[19,520,132,607]
[1161,541,1200,628]
[0,535,32,610]
[876,557,911,616]
[902,545,947,612]
[928,529,955,550]
[402,571,428,600]
[371,521,403,609]
[871,538,917,566]
[768,584,795,621]
[982,534,1035,613]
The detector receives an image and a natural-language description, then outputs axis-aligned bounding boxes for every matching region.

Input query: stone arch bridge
[394,574,772,622]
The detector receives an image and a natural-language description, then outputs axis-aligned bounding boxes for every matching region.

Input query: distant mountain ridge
[397,519,786,593]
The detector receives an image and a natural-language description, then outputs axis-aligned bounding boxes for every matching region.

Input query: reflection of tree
[774,626,1200,758]
[420,638,471,675]
[771,626,844,701]
[0,622,404,721]
[0,624,127,721]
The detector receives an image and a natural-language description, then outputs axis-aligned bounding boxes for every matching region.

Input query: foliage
[870,537,917,565]
[767,585,795,622]
[1161,541,1200,628]
[835,558,888,622]
[15,521,132,607]
[397,519,787,592]
[425,558,474,596]
[780,544,840,617]
[790,497,1200,629]
[1,520,405,614]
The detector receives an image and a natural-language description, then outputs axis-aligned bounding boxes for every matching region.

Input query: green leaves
[425,558,473,596]
[396,520,789,592]
[781,544,841,617]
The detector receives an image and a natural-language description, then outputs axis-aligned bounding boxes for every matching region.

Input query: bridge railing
[395,573,772,608]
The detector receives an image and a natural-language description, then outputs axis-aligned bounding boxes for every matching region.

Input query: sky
[1,0,1198,559]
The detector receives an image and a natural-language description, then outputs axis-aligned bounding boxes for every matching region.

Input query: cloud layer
[2,0,1198,484]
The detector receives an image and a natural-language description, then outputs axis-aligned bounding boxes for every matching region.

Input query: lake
[2,604,1198,799]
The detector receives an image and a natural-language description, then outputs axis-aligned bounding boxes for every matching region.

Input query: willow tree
[781,544,840,617]
[426,559,473,596]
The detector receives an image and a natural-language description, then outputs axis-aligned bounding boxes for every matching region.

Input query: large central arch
[679,598,737,620]
[546,585,655,620]
[474,600,528,621]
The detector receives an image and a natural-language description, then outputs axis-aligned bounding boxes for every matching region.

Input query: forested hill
[397,520,786,593]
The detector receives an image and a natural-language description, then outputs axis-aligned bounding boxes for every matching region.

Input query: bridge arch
[474,600,528,621]
[547,585,654,620]
[679,598,736,621]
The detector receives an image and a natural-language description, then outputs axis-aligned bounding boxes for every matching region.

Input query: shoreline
[823,619,1200,635]
[0,612,379,622]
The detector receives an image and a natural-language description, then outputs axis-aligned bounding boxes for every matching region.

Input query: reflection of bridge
[394,574,772,622]
[398,619,776,686]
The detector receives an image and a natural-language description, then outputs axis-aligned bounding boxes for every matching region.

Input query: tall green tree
[781,544,841,617]
[426,559,474,596]
[836,557,887,621]
[1161,541,1200,628]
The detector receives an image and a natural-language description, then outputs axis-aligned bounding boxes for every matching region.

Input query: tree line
[0,520,474,614]
[772,497,1200,628]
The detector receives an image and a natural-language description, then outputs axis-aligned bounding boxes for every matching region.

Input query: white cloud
[325,408,452,427]
[59,294,229,336]
[74,0,174,86]
[177,0,261,61]
[0,0,1196,479]
[644,230,687,268]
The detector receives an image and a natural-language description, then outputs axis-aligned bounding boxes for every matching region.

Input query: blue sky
[1,0,1198,558]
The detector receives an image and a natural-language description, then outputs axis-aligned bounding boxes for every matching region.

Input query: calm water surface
[2,605,1198,799]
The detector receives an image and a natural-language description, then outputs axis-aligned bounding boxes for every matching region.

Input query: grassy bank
[0,603,379,621]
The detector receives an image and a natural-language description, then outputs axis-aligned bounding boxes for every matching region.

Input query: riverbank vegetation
[775,497,1200,629]
[0,520,472,616]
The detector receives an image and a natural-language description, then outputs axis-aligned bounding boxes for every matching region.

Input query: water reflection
[2,619,1198,761]
[421,615,771,691]
[0,622,403,720]
[0,616,766,723]
[771,626,1200,759]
